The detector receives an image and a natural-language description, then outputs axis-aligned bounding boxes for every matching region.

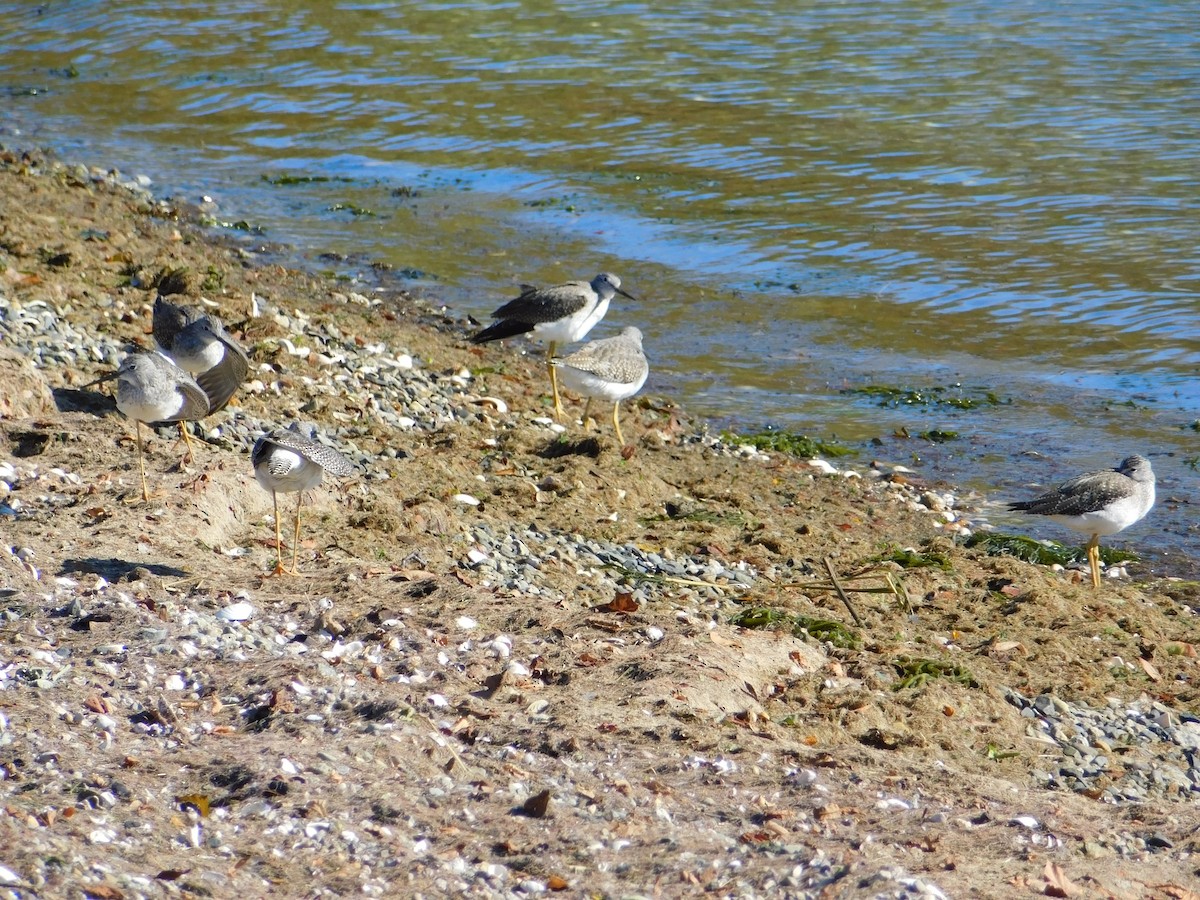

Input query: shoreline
[2,146,1198,898]
[12,141,1184,580]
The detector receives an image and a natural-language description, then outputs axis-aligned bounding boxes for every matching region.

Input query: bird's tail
[470,319,535,345]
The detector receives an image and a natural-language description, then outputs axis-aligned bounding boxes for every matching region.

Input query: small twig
[600,563,730,593]
[781,582,898,594]
[823,556,862,627]
[658,574,729,592]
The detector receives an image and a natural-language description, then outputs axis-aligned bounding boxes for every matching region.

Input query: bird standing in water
[1008,455,1156,588]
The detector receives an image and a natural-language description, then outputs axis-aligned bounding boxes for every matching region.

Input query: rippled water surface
[2,0,1197,568]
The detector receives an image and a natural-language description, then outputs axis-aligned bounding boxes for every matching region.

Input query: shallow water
[2,0,1197,572]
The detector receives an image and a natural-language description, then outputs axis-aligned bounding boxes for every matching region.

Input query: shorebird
[153,295,250,414]
[550,326,649,446]
[252,424,355,576]
[89,352,210,502]
[1008,455,1156,588]
[470,273,639,419]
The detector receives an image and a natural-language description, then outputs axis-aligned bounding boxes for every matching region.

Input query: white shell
[216,601,255,622]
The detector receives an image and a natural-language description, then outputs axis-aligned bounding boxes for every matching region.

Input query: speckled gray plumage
[153,296,250,414]
[252,425,355,478]
[1008,455,1154,519]
[552,326,647,385]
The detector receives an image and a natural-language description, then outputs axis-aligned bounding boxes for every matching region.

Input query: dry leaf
[1041,861,1078,897]
[1155,885,1200,900]
[600,592,639,614]
[1138,658,1161,682]
[83,886,124,900]
[993,640,1026,654]
[739,831,772,843]
[547,874,569,891]
[521,789,551,818]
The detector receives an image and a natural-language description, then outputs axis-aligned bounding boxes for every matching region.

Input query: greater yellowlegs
[470,273,639,419]
[252,424,354,576]
[89,352,210,502]
[1008,455,1156,588]
[153,296,250,413]
[550,326,648,446]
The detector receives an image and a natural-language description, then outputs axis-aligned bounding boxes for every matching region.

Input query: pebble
[1007,689,1200,802]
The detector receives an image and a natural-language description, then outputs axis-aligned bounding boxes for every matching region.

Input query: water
[2,0,1197,573]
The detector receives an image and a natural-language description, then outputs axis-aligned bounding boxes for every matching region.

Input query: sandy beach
[1,147,1198,898]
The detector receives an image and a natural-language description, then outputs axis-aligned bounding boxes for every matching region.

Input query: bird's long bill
[615,287,641,303]
[83,371,119,388]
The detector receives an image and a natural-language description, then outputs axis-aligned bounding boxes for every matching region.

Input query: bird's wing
[170,378,212,422]
[554,337,648,383]
[193,319,250,413]
[152,297,204,351]
[488,282,590,323]
[1010,470,1131,517]
[261,428,355,476]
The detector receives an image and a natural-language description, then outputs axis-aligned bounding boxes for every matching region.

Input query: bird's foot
[122,488,161,506]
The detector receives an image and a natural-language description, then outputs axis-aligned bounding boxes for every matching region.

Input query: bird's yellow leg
[270,491,286,576]
[546,342,565,420]
[613,401,625,446]
[136,421,150,503]
[1088,534,1101,589]
[290,493,304,575]
[178,422,195,466]
[581,397,593,431]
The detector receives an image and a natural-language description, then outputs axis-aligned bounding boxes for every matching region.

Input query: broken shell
[475,396,508,414]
